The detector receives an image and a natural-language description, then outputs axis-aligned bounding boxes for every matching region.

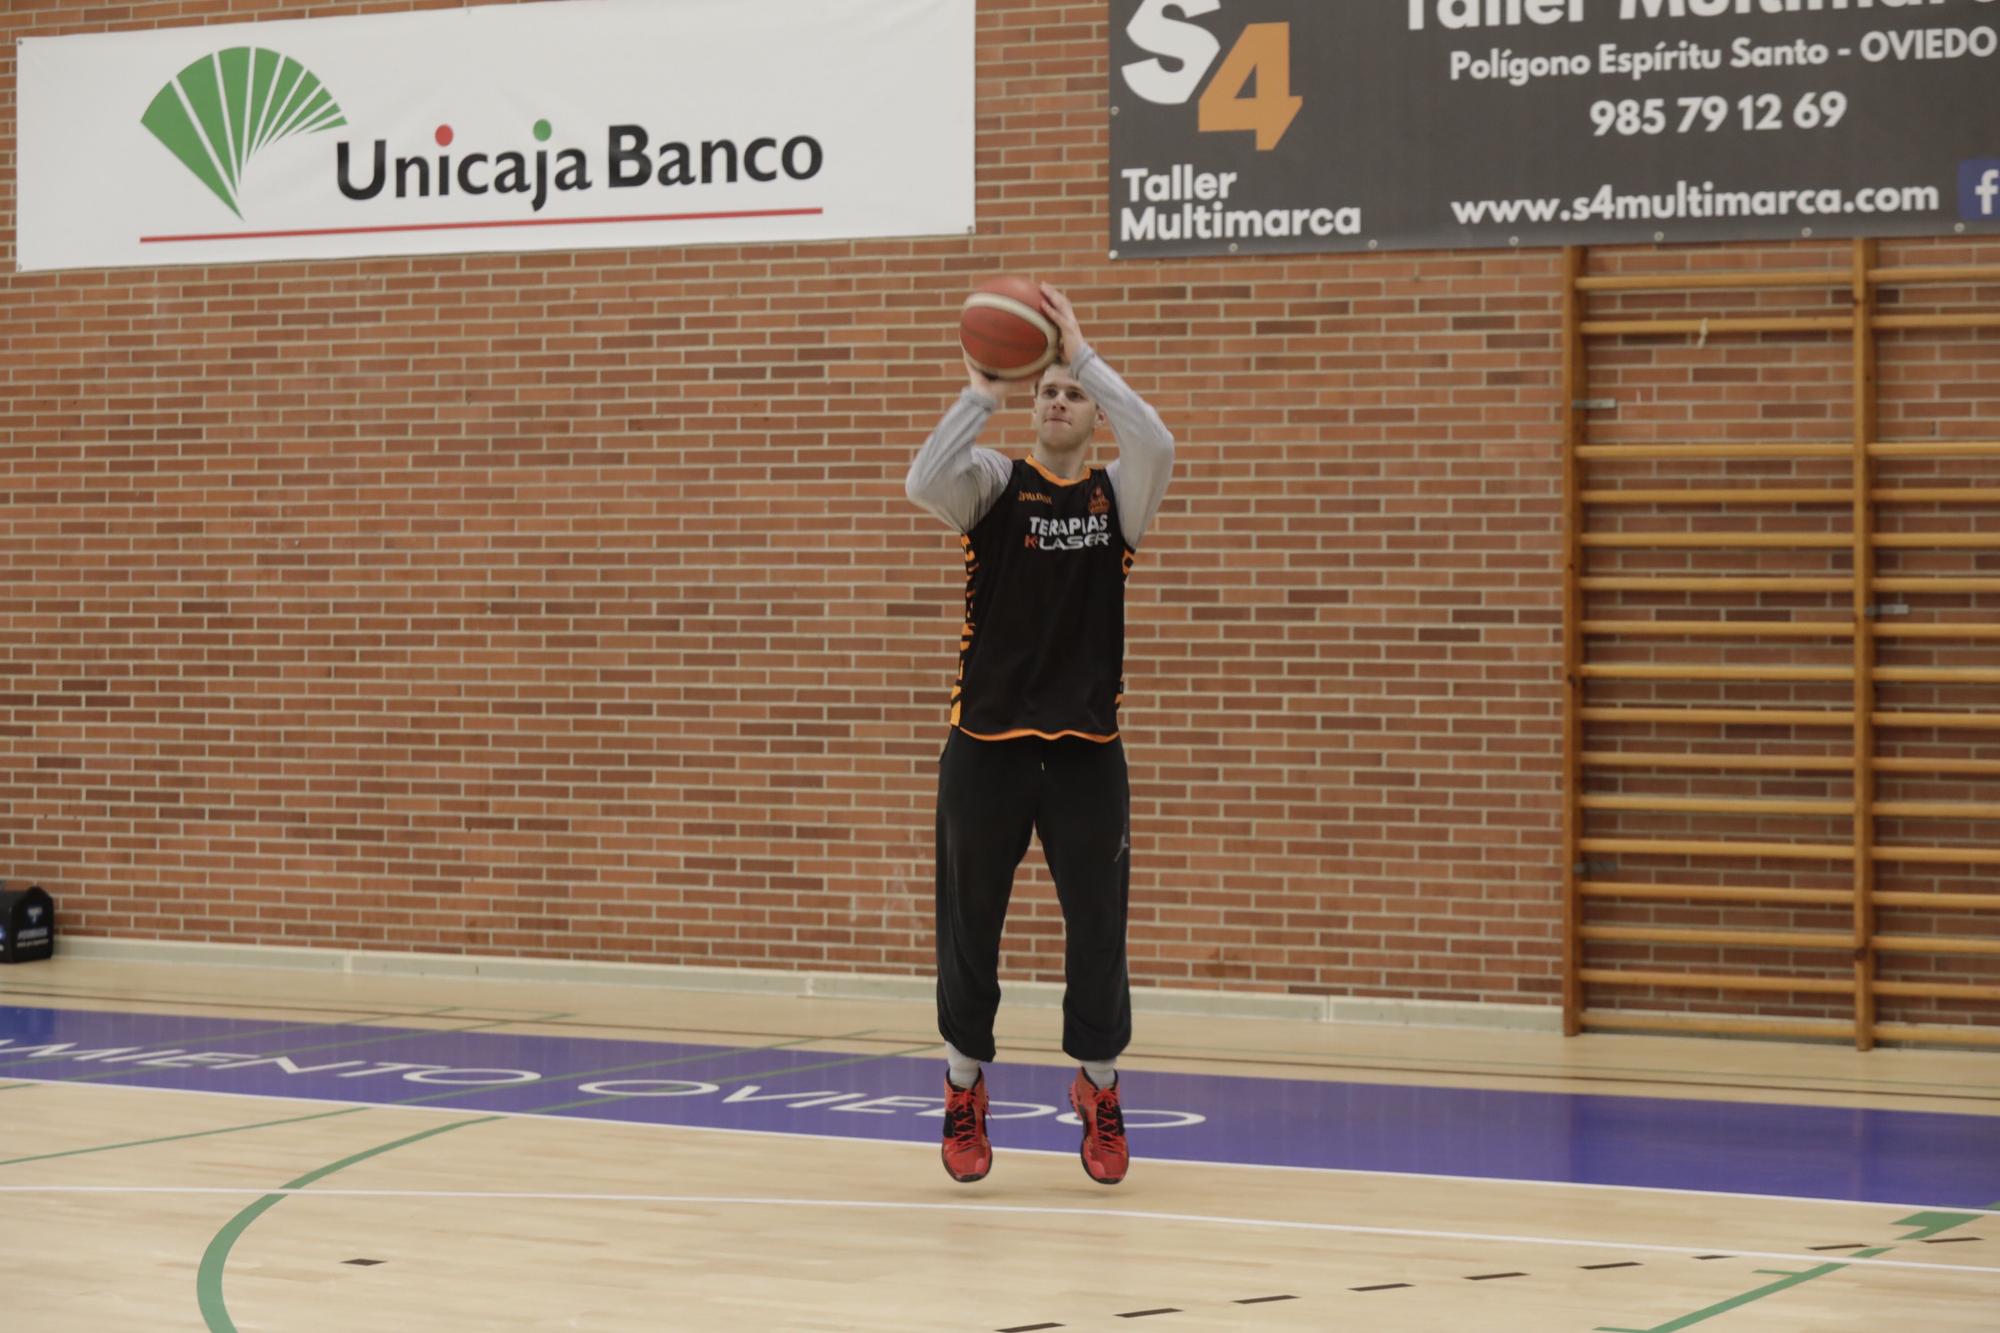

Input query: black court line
[341,1259,385,1267]
[1006,1292,1297,1326]
[662,1198,1950,1333]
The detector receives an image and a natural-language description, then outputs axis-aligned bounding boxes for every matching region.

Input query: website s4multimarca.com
[1450,179,1943,228]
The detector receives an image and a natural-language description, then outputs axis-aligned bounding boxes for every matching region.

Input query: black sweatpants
[934,730,1132,1065]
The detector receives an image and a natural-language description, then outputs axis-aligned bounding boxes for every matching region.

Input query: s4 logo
[1121,1,1303,151]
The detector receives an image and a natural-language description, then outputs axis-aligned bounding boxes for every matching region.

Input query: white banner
[17,0,974,271]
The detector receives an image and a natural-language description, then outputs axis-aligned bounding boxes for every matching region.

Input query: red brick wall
[4,1,1995,1027]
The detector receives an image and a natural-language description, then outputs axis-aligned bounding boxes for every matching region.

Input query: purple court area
[2,1004,1996,1209]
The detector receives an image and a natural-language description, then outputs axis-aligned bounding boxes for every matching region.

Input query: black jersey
[951,456,1135,742]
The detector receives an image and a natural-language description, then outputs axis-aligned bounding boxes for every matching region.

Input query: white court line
[2,1185,1996,1277]
[6,1074,1998,1219]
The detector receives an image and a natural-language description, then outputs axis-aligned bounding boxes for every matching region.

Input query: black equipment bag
[0,885,54,963]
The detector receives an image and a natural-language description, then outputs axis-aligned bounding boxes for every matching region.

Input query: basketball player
[904,284,1175,1185]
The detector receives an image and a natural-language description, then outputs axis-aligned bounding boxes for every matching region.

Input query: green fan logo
[141,48,346,219]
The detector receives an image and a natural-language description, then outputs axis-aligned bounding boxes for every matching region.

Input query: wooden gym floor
[0,955,1995,1331]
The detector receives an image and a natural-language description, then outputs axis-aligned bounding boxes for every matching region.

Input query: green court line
[1596,1253,1890,1333]
[191,1035,935,1332]
[0,1106,372,1167]
[196,1115,502,1333]
[1893,1209,1991,1240]
[0,1030,881,1166]
[1595,1209,1991,1332]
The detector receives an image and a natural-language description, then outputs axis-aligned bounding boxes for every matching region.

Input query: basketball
[959,276,1059,380]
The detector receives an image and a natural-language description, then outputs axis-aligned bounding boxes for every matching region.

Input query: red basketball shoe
[1069,1069,1128,1185]
[941,1072,991,1183]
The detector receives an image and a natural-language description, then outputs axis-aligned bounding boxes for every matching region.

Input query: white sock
[1082,1060,1116,1089]
[945,1042,982,1091]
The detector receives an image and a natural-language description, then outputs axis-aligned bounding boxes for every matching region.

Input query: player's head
[1031,363,1106,451]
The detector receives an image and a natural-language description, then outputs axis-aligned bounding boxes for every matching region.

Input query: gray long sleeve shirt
[903,343,1176,548]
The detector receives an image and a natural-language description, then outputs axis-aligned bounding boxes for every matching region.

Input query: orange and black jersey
[951,456,1134,743]
[905,343,1175,741]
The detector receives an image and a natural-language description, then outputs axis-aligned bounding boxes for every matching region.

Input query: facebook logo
[1961,159,2000,220]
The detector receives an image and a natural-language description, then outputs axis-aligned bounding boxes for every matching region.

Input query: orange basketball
[959,276,1059,381]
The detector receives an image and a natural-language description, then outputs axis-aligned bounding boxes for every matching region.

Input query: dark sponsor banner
[1109,0,2000,258]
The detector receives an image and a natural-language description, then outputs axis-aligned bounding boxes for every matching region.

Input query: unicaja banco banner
[17,0,974,271]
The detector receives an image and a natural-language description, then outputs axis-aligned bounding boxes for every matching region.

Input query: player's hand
[1041,284,1084,362]
[966,357,1005,399]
